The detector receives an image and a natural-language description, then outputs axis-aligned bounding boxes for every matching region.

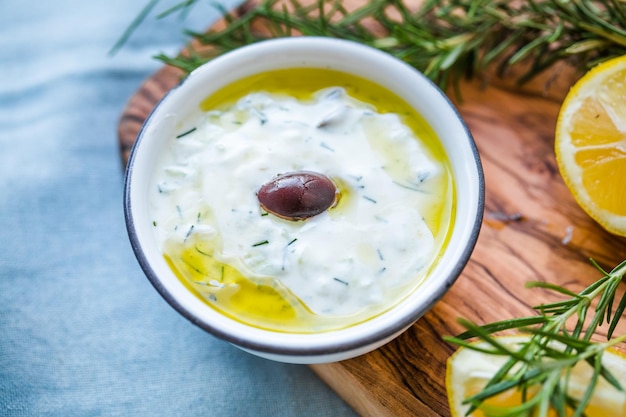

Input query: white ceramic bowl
[124,37,484,364]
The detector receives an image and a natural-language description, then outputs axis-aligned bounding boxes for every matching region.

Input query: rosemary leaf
[608,292,626,338]
[453,316,547,340]
[109,0,161,55]
[526,280,580,298]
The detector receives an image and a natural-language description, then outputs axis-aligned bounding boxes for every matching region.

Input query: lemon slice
[555,56,626,236]
[446,335,626,416]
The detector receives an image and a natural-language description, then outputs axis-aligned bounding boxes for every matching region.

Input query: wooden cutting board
[118,2,626,415]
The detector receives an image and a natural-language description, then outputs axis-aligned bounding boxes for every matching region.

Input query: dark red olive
[257,171,338,220]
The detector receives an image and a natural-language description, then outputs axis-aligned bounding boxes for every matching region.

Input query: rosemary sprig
[118,0,626,91]
[444,259,626,416]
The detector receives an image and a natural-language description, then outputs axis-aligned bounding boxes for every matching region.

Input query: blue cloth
[0,1,357,415]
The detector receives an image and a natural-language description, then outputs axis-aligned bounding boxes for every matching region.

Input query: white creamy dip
[150,85,446,324]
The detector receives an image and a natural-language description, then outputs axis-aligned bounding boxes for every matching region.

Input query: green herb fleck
[195,246,212,257]
[320,142,335,152]
[182,258,204,275]
[251,108,268,125]
[176,127,197,138]
[184,224,195,240]
[393,181,426,193]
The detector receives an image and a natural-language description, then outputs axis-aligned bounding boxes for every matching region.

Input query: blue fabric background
[0,1,357,415]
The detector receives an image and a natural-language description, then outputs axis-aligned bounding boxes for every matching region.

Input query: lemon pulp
[555,56,626,235]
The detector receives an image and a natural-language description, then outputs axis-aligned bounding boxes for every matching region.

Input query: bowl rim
[124,36,485,359]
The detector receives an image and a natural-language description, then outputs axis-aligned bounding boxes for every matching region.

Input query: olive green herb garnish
[392,180,425,192]
[182,257,204,275]
[114,0,626,93]
[333,277,349,286]
[251,108,268,125]
[195,245,211,257]
[287,238,298,246]
[176,127,197,138]
[319,142,335,152]
[444,259,626,416]
[184,224,195,240]
[252,240,269,247]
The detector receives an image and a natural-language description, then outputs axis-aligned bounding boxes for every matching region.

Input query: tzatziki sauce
[149,69,453,333]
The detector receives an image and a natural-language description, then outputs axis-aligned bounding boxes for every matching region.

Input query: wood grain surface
[117,2,626,415]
